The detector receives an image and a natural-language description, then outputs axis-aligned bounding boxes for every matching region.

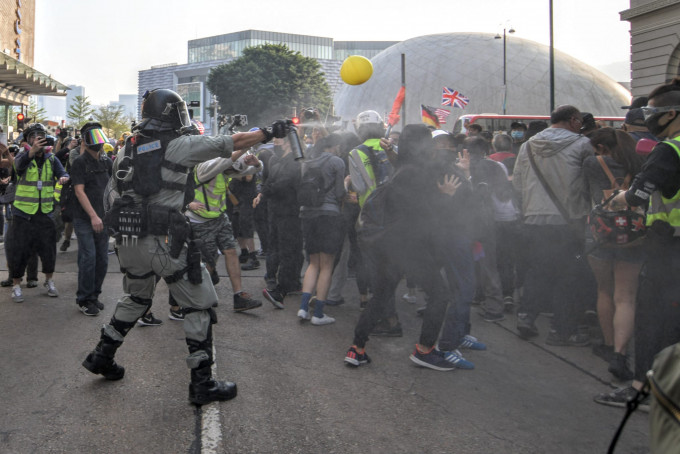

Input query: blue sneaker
[458,334,487,351]
[409,347,456,371]
[442,349,475,369]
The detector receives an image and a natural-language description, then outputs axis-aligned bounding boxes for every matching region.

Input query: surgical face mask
[645,111,673,138]
[511,131,524,140]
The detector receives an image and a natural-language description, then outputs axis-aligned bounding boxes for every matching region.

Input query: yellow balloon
[340,55,374,85]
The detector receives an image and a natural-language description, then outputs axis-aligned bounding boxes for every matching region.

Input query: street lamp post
[495,25,515,115]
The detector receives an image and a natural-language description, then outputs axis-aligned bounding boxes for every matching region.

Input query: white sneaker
[44,279,59,297]
[12,285,23,303]
[297,309,311,321]
[402,292,417,304]
[311,314,335,325]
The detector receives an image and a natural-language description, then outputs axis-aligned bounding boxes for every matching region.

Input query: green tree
[207,44,331,127]
[27,99,48,124]
[93,105,128,140]
[67,95,95,128]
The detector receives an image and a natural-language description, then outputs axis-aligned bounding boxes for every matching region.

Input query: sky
[33,0,633,106]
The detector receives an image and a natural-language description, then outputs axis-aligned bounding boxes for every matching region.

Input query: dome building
[334,33,631,128]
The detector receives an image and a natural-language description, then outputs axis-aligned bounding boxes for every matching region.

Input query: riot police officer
[82,88,290,405]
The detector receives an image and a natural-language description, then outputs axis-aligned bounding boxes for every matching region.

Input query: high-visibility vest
[646,136,680,236]
[54,181,63,203]
[192,170,227,219]
[351,139,381,207]
[13,156,55,215]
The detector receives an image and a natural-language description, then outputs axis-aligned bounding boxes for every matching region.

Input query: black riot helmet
[137,88,191,133]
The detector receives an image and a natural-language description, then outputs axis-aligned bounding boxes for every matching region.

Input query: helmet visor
[83,127,109,146]
[162,101,192,129]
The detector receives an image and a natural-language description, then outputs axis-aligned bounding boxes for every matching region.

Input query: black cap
[625,108,645,126]
[510,121,527,130]
[621,96,648,110]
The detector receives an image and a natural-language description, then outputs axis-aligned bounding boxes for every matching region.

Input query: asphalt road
[0,238,650,454]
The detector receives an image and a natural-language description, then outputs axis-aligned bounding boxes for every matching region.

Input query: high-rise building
[139,30,396,134]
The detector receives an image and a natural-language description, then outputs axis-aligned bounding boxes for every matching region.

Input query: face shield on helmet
[163,100,192,129]
[81,123,109,152]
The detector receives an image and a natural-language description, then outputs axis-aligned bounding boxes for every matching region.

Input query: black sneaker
[325,298,345,306]
[344,346,371,367]
[79,302,100,317]
[210,269,220,285]
[238,250,249,264]
[516,313,539,338]
[169,307,185,321]
[0,278,12,287]
[371,319,403,337]
[479,310,505,322]
[233,292,262,312]
[94,300,104,310]
[592,343,614,363]
[594,386,650,412]
[27,280,39,288]
[138,312,163,326]
[545,330,590,347]
[240,254,260,271]
[409,347,456,371]
[608,353,634,381]
[262,288,285,309]
[60,240,70,252]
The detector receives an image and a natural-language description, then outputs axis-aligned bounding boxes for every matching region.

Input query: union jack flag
[442,87,469,109]
[434,108,451,124]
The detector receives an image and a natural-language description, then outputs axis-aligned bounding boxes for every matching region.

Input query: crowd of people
[2,77,680,409]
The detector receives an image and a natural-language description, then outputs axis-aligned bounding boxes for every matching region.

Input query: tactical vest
[117,133,188,196]
[192,170,228,219]
[647,137,680,236]
[13,155,55,215]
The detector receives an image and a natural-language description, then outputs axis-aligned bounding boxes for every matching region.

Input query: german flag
[421,104,440,128]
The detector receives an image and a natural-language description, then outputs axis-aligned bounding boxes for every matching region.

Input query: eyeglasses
[641,105,680,121]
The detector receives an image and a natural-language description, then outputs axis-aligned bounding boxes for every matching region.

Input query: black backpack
[298,165,330,208]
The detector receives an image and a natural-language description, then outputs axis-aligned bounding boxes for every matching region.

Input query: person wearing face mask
[70,122,114,316]
[255,137,303,308]
[510,121,527,154]
[595,77,680,410]
[8,123,70,303]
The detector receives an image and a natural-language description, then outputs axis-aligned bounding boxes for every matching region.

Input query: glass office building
[189,30,334,63]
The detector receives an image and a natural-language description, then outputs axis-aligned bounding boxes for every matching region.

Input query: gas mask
[642,105,680,138]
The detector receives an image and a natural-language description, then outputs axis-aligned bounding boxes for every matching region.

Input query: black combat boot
[82,337,125,380]
[188,365,237,405]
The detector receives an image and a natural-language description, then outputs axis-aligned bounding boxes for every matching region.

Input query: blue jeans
[74,217,110,305]
[437,235,476,351]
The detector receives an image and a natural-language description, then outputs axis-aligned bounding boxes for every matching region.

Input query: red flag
[387,86,405,127]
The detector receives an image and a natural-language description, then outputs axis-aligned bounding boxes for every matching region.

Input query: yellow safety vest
[192,170,227,219]
[54,181,63,203]
[13,156,55,215]
[646,136,680,235]
[352,138,381,207]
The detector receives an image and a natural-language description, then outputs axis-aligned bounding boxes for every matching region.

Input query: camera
[57,127,72,139]
[44,136,56,147]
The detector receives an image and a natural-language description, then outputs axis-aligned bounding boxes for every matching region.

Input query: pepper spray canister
[288,126,305,161]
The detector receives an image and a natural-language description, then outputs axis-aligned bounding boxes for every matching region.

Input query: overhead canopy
[0,52,69,106]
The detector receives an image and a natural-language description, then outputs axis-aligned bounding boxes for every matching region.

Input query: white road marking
[201,346,223,454]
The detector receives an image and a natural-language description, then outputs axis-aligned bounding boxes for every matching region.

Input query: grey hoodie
[513,127,593,224]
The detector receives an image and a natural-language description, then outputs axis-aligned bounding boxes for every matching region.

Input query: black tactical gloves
[260,120,291,143]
